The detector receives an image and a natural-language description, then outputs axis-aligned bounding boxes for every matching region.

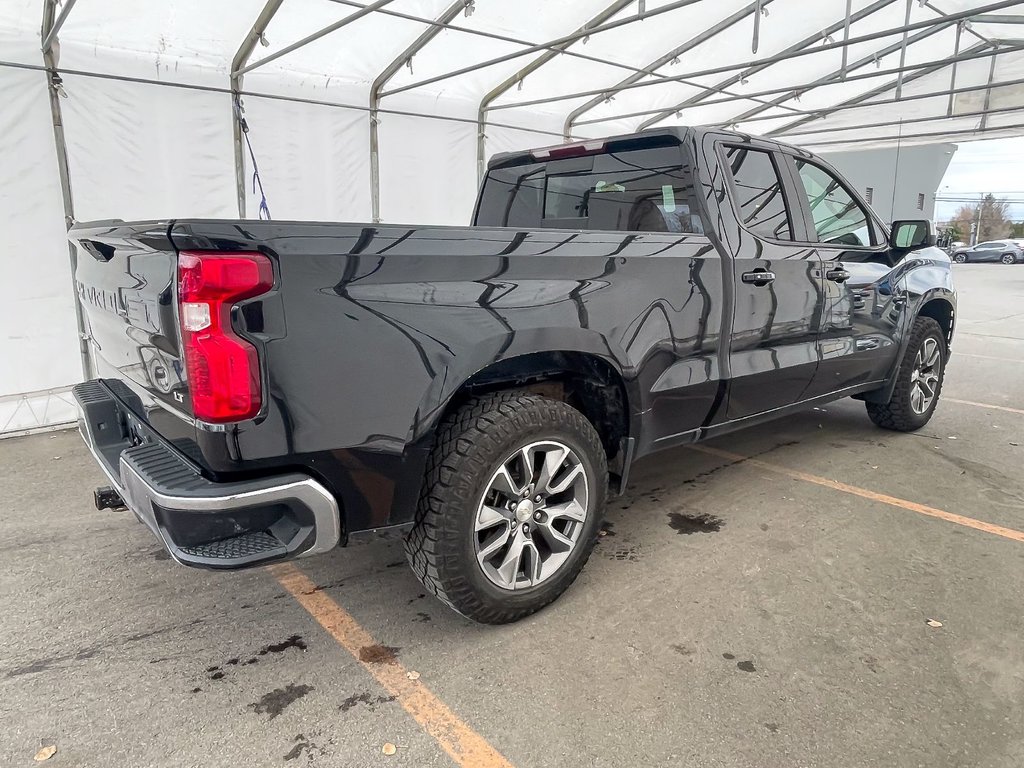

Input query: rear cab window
[476,138,706,235]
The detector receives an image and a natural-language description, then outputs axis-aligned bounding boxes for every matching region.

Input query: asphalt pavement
[2,263,1022,768]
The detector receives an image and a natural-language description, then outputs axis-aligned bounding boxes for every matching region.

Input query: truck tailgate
[70,221,192,429]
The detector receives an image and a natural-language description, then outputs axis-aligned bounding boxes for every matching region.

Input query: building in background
[820,143,957,223]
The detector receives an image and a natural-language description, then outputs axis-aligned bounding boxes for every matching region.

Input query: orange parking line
[271,563,515,768]
[945,398,1024,416]
[691,445,1024,544]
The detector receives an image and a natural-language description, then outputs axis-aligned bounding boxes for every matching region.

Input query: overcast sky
[935,137,1024,223]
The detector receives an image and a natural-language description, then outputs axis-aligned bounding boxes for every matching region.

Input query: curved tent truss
[6,0,1024,207]
[0,0,1023,433]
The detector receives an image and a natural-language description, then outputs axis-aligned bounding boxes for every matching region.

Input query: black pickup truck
[71,126,954,623]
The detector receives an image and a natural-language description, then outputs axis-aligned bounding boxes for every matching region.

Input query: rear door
[475,135,725,450]
[715,141,824,421]
[782,155,905,397]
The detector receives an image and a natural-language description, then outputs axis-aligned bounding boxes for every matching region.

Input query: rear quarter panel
[169,220,721,530]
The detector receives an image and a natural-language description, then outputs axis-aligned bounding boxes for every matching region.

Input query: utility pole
[972,193,984,245]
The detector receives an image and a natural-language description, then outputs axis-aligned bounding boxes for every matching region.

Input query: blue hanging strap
[234,96,271,220]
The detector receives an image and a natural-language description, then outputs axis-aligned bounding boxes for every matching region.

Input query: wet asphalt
[2,264,1023,767]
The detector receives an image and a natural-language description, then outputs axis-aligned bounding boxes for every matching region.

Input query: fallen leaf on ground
[382,743,397,756]
[926,619,943,628]
[34,746,57,762]
[406,671,420,680]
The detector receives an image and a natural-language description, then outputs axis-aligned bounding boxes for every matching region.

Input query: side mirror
[889,219,934,249]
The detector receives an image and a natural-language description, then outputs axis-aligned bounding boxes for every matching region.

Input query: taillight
[177,251,273,423]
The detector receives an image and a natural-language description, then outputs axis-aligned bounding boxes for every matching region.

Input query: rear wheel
[866,316,946,432]
[1001,253,1016,265]
[405,392,607,624]
[953,252,967,263]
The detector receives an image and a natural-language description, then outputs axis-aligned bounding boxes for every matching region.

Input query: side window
[723,146,793,241]
[542,147,705,234]
[794,160,874,247]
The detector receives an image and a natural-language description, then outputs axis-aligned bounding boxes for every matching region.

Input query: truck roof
[487,125,813,171]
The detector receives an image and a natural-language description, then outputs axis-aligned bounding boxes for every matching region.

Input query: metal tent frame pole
[563,0,772,140]
[762,40,999,136]
[234,0,395,78]
[797,120,1024,148]
[475,0,635,181]
[370,0,469,223]
[632,0,898,131]
[231,0,285,219]
[378,0,710,99]
[41,0,91,380]
[712,22,981,133]
[743,67,1024,131]
[486,0,1021,114]
[979,53,1000,130]
[573,43,1012,126]
[779,103,1024,138]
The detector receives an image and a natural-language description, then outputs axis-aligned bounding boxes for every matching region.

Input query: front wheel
[866,316,946,431]
[405,392,607,624]
[1001,253,1016,265]
[953,252,968,263]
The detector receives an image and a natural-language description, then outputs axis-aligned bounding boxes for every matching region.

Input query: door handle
[741,270,775,287]
[826,267,851,283]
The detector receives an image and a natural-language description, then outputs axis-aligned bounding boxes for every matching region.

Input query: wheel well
[919,298,954,349]
[441,351,630,470]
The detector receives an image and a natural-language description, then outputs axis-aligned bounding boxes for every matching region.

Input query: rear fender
[409,328,640,447]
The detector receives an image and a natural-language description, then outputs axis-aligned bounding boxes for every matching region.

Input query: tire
[1001,253,1015,265]
[953,252,967,263]
[866,316,946,432]
[405,391,608,624]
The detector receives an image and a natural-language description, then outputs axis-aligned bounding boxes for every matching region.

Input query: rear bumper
[73,380,341,569]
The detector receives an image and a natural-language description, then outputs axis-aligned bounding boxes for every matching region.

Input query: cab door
[782,155,906,397]
[712,141,825,421]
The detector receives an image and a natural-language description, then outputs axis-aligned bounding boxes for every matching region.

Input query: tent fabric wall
[0,66,81,434]
[2,0,1024,435]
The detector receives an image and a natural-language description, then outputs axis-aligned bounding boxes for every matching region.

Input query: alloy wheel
[474,440,589,591]
[909,337,941,414]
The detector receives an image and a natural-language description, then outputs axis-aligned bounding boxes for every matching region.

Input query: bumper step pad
[179,531,287,561]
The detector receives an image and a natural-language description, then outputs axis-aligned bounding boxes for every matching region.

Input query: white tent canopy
[2,0,1023,433]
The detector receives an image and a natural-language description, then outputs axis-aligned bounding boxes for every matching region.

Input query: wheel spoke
[495,534,526,588]
[534,519,574,553]
[545,498,587,523]
[477,525,512,563]
[547,463,584,495]
[536,445,568,494]
[922,339,940,369]
[911,383,925,413]
[522,541,543,585]
[918,376,934,399]
[476,504,509,532]
[491,465,522,499]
